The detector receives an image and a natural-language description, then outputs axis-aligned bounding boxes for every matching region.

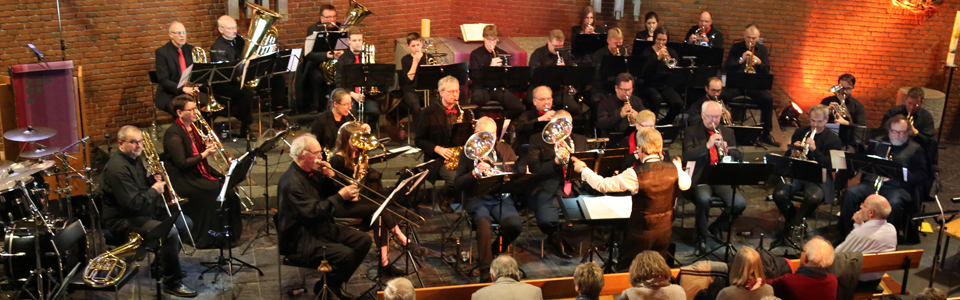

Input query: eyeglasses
[219,26,237,31]
[616,86,633,93]
[890,129,909,135]
[170,31,187,35]
[124,139,144,145]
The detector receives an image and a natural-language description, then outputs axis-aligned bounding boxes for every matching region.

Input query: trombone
[193,110,257,211]
[141,132,197,255]
[316,162,426,227]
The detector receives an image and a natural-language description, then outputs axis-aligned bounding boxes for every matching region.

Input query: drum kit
[0,125,95,299]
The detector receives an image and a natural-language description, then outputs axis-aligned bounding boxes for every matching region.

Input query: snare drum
[3,221,61,284]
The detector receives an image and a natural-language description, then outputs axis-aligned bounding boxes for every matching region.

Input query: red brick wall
[4,0,960,144]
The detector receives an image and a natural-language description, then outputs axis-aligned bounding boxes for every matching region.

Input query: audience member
[717,246,774,300]
[471,256,543,300]
[768,237,838,300]
[620,251,685,300]
[836,194,897,290]
[916,287,947,300]
[574,262,605,300]
[384,277,416,300]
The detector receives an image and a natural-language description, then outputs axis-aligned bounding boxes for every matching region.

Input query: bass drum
[3,221,62,285]
[0,175,45,225]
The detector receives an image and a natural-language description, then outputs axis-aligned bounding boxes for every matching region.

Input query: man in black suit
[154,21,205,116]
[335,27,380,132]
[821,74,866,126]
[720,24,779,146]
[296,4,341,113]
[415,76,473,211]
[209,15,253,138]
[683,101,744,254]
[468,24,525,119]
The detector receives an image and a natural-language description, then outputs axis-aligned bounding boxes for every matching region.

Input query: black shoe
[694,236,708,256]
[547,236,574,259]
[760,134,781,147]
[333,287,358,300]
[407,242,428,257]
[379,263,407,278]
[708,223,725,243]
[162,282,198,298]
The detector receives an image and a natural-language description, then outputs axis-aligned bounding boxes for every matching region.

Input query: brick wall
[3,0,960,145]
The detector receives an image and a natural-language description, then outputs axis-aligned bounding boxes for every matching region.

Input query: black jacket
[210,35,245,63]
[523,133,589,196]
[596,94,645,139]
[682,122,742,183]
[529,44,574,71]
[638,46,680,89]
[821,95,867,126]
[101,152,164,235]
[684,25,724,48]
[161,122,224,190]
[154,41,195,112]
[276,162,344,255]
[415,102,474,178]
[725,41,770,74]
[334,48,360,89]
[469,45,507,86]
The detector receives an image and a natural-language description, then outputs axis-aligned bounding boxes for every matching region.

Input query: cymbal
[4,126,57,142]
[20,147,61,159]
[0,160,53,180]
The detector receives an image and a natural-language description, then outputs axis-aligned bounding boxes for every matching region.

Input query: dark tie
[177,48,187,72]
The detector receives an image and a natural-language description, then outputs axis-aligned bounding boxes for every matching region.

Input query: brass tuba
[191,47,225,113]
[83,233,143,287]
[542,117,574,164]
[321,0,372,84]
[141,131,197,255]
[239,2,282,88]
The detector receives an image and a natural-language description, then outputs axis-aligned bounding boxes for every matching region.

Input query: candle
[421,19,430,38]
[947,11,960,67]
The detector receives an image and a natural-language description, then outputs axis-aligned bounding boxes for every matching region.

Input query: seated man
[209,15,255,138]
[836,194,897,291]
[415,76,473,211]
[277,134,372,299]
[524,110,588,258]
[586,28,625,106]
[573,262,605,300]
[721,24,779,146]
[335,27,381,131]
[154,21,204,116]
[637,27,683,125]
[297,4,341,113]
[841,115,927,235]
[471,256,543,300]
[768,237,838,300]
[772,105,841,235]
[573,127,691,270]
[686,77,732,127]
[684,11,724,48]
[455,117,519,282]
[513,86,556,151]
[881,87,938,170]
[469,24,525,119]
[820,74,866,126]
[528,29,578,111]
[596,73,645,146]
[682,101,744,253]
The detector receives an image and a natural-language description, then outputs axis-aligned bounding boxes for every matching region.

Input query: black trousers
[303,65,332,113]
[720,88,774,134]
[469,88,525,119]
[841,183,912,234]
[132,215,194,284]
[692,184,746,238]
[616,226,672,272]
[335,200,397,249]
[350,99,380,132]
[773,179,824,228]
[465,195,522,269]
[529,181,562,237]
[295,225,372,290]
[640,87,683,125]
[402,90,424,113]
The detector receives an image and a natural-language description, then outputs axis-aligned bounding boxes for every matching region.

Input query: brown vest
[630,159,679,230]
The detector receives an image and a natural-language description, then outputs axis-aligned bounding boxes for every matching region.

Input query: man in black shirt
[686,77,732,127]
[415,76,473,211]
[469,25,524,119]
[101,125,196,297]
[296,4,341,113]
[596,73,645,146]
[154,21,202,116]
[772,105,842,235]
[586,28,625,106]
[400,32,428,116]
[685,11,723,48]
[881,87,936,148]
[721,24,779,146]
[841,116,928,235]
[821,74,866,126]
[528,29,577,110]
[335,27,380,131]
[277,134,370,300]
[513,86,556,152]
[209,15,253,138]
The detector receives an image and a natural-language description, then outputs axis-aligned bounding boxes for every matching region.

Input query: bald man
[209,15,254,138]
[721,24,778,146]
[685,12,724,48]
[513,86,556,151]
[836,194,897,290]
[454,117,520,282]
[522,109,588,259]
[154,21,203,115]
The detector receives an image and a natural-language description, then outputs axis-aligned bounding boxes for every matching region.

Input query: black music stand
[311,31,346,54]
[656,125,681,144]
[417,63,469,88]
[343,63,396,91]
[184,62,235,119]
[671,43,725,67]
[838,124,871,150]
[571,33,608,58]
[471,172,537,260]
[531,65,594,110]
[479,66,531,91]
[765,153,826,251]
[729,125,764,147]
[200,153,264,283]
[631,40,655,55]
[695,163,771,262]
[726,72,774,91]
[571,195,631,273]
[597,56,644,92]
[359,174,426,297]
[132,213,181,300]
[844,152,904,192]
[240,129,289,255]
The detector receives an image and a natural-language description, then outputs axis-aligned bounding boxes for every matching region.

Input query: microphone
[27,44,44,62]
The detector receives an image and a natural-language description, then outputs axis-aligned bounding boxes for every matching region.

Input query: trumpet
[656,44,676,68]
[692,26,709,47]
[712,123,725,159]
[315,161,425,226]
[141,132,197,255]
[710,95,732,125]
[744,43,757,74]
[907,107,919,135]
[829,85,849,120]
[492,48,511,67]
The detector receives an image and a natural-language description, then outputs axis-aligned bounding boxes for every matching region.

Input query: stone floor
[8,113,960,299]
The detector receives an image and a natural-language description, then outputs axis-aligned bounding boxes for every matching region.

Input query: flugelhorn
[83,233,143,287]
[791,128,817,159]
[141,132,197,255]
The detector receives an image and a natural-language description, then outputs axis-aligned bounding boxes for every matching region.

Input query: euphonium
[543,117,574,164]
[464,131,501,178]
[190,48,225,113]
[83,233,143,287]
[141,132,197,255]
[444,99,466,171]
[712,123,725,159]
[829,85,849,119]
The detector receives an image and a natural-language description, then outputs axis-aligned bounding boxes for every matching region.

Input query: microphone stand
[55,0,66,61]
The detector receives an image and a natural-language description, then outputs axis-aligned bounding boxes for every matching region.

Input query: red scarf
[176,118,218,181]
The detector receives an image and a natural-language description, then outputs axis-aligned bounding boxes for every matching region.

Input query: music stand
[571,33,607,58]
[596,55,633,90]
[448,123,474,149]
[479,66,531,91]
[417,63,469,88]
[566,148,629,181]
[131,213,182,300]
[631,40,655,55]
[726,72,774,91]
[359,175,425,297]
[200,153,264,283]
[844,152,904,192]
[671,43,725,67]
[530,66,594,101]
[729,125,764,147]
[656,125,681,144]
[838,124,870,149]
[240,129,290,255]
[311,31,346,54]
[694,163,771,262]
[572,195,631,273]
[765,153,826,251]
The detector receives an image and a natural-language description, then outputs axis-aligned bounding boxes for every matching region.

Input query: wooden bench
[377,250,922,300]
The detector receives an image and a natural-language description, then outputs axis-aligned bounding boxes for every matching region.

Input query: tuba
[83,233,143,287]
[141,132,197,255]
[321,0,372,84]
[239,2,282,88]
[190,48,225,113]
[829,85,849,120]
[543,117,574,164]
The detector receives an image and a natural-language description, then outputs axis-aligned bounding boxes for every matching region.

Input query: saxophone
[444,99,466,171]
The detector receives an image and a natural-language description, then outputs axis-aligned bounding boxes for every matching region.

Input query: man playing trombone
[455,117,519,282]
[571,127,690,271]
[277,134,371,300]
[162,95,243,249]
[101,125,196,297]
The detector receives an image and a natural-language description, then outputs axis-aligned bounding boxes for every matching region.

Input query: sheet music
[582,196,632,219]
[830,150,846,170]
[287,48,302,72]
[685,161,696,178]
[304,34,317,56]
[177,64,194,89]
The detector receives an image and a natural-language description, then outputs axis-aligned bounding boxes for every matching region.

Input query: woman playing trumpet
[572,6,597,35]
[638,27,684,125]
[328,122,427,278]
[162,95,243,249]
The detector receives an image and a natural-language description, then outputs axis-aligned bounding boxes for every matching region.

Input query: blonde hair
[608,28,623,39]
[635,127,663,156]
[574,262,604,298]
[482,24,499,39]
[549,29,565,42]
[729,246,766,288]
[803,236,835,268]
[628,251,672,288]
[636,109,656,125]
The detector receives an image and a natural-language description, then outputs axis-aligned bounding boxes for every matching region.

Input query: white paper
[582,196,632,219]
[287,48,302,72]
[903,168,908,182]
[685,161,696,178]
[304,33,317,56]
[176,64,194,89]
[830,150,847,170]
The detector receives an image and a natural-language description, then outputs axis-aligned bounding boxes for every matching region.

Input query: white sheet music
[304,34,317,56]
[177,64,194,89]
[287,48,302,72]
[582,196,632,219]
[830,150,846,170]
